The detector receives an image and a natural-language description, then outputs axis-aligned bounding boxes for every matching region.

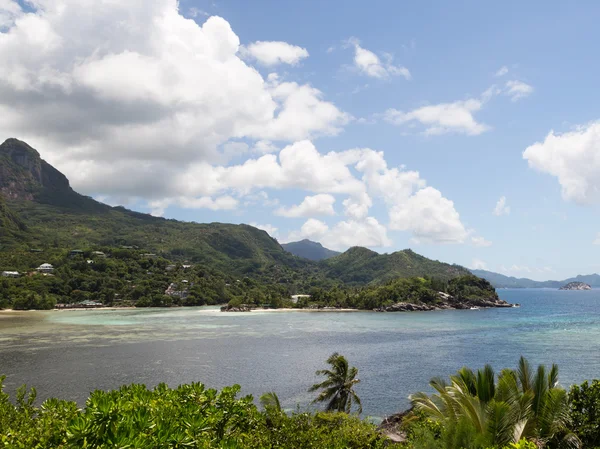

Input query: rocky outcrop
[559,282,592,291]
[374,291,514,312]
[220,304,252,312]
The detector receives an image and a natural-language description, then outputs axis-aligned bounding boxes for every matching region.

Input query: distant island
[559,282,592,291]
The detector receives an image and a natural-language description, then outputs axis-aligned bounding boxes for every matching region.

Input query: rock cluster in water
[559,282,592,291]
[374,291,515,312]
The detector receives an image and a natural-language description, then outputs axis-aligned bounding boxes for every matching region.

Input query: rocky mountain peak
[0,138,73,202]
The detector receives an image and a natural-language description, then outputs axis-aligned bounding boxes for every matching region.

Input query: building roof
[38,263,54,269]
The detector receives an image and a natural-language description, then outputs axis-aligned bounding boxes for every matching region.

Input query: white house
[1,271,19,278]
[37,263,54,273]
[291,294,311,304]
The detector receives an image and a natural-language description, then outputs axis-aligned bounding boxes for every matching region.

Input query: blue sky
[2,0,600,279]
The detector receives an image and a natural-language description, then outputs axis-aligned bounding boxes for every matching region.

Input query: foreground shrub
[0,376,398,448]
[569,379,600,448]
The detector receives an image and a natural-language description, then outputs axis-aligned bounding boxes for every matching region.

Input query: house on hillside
[37,263,54,273]
[291,294,311,304]
[92,251,106,258]
[69,250,84,257]
[165,264,176,271]
[1,271,19,278]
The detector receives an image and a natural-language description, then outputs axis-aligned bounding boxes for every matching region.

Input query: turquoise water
[0,289,599,417]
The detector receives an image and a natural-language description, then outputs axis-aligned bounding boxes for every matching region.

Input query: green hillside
[321,247,470,285]
[281,239,340,260]
[1,138,476,291]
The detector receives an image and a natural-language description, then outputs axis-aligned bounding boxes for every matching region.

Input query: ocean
[1,288,599,418]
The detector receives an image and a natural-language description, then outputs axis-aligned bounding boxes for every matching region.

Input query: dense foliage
[569,379,600,448]
[0,246,497,310]
[0,376,397,449]
[405,357,580,448]
[301,275,498,310]
[3,358,600,449]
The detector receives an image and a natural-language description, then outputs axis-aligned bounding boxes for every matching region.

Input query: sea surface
[1,288,599,418]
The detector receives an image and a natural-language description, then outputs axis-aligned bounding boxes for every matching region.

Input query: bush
[569,379,600,448]
[0,376,400,448]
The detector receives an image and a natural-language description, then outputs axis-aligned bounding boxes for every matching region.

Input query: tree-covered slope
[281,239,340,261]
[320,247,470,285]
[0,193,28,246]
[0,138,476,288]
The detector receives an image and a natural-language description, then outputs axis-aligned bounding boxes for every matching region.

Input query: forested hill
[1,138,471,286]
[320,246,470,285]
[281,239,340,261]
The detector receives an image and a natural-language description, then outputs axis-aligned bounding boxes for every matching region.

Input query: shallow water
[1,289,599,417]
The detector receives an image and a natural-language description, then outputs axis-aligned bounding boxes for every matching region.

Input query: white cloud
[342,193,372,220]
[471,259,488,270]
[505,80,533,102]
[0,1,479,248]
[348,37,410,80]
[275,194,336,218]
[471,236,492,247]
[523,122,600,204]
[240,40,309,66]
[384,98,489,136]
[252,140,278,154]
[388,187,469,244]
[149,195,238,216]
[294,218,329,240]
[0,0,21,28]
[249,222,279,237]
[594,233,600,245]
[493,196,510,216]
[286,217,391,250]
[495,66,509,77]
[0,1,347,205]
[326,217,391,249]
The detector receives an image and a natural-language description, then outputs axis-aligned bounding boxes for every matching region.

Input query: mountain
[321,247,470,285]
[471,269,600,289]
[0,138,478,287]
[281,239,340,261]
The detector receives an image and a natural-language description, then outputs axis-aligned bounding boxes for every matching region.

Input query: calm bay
[1,288,599,418]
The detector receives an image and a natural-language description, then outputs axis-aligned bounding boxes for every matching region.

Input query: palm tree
[260,391,282,413]
[409,357,580,448]
[308,352,362,414]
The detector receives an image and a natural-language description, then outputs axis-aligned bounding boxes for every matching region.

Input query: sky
[1,0,600,280]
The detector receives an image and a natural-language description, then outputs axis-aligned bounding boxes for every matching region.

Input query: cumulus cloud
[149,195,238,216]
[275,194,336,217]
[0,0,479,248]
[388,187,469,244]
[348,37,410,80]
[471,259,488,270]
[384,98,489,136]
[471,236,492,247]
[523,122,600,204]
[493,196,510,216]
[495,66,509,77]
[240,40,309,66]
[0,0,21,28]
[286,217,391,250]
[0,0,347,205]
[505,80,533,101]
